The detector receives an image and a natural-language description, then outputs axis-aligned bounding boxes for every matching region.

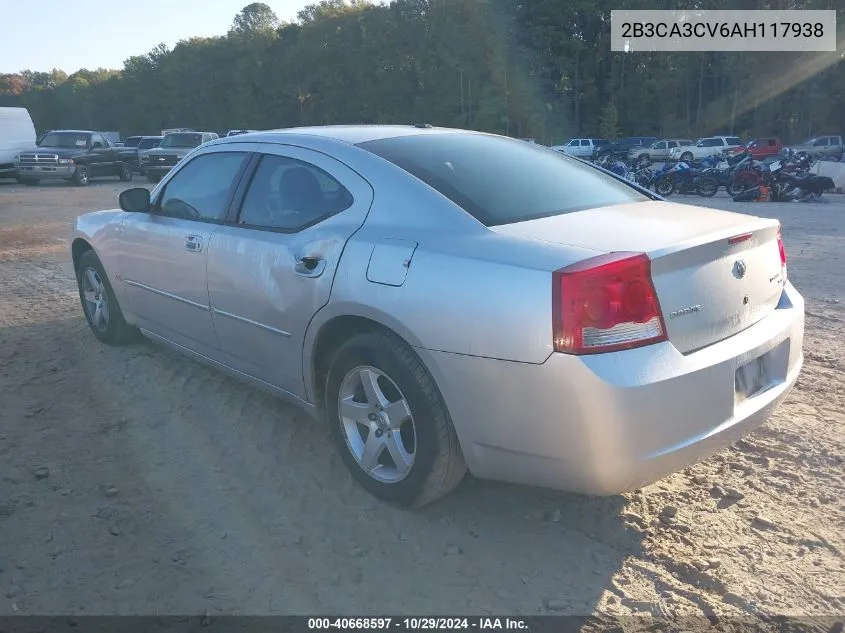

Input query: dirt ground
[0,179,843,624]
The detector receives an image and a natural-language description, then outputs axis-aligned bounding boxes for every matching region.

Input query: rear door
[578,139,591,157]
[206,144,374,397]
[88,133,111,176]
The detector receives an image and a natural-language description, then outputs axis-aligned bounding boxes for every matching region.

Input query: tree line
[1,0,843,145]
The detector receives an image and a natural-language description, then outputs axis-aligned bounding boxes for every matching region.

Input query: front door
[206,144,374,398]
[119,146,254,361]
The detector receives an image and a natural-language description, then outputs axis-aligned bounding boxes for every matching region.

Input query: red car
[744,137,782,159]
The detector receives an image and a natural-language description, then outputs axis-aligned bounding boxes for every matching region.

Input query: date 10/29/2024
[307,617,529,631]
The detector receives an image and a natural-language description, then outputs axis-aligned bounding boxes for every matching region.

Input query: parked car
[785,135,843,161]
[0,107,36,179]
[121,136,145,150]
[669,136,744,162]
[123,136,163,172]
[161,127,195,136]
[596,136,658,159]
[550,138,610,158]
[70,126,803,507]
[629,139,693,163]
[141,131,218,182]
[15,130,133,186]
[742,137,782,160]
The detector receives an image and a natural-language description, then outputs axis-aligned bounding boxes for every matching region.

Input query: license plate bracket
[735,354,770,403]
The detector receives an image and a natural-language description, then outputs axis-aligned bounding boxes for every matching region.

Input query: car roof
[210,125,475,146]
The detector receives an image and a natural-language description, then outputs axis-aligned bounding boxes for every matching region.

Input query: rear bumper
[416,282,804,495]
[15,164,75,179]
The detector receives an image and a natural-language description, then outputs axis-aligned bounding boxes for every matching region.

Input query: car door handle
[184,235,203,253]
[294,255,326,277]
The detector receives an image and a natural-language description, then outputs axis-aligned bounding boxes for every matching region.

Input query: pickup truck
[141,131,218,182]
[596,136,657,159]
[668,136,743,162]
[785,135,843,161]
[742,137,782,160]
[15,130,134,186]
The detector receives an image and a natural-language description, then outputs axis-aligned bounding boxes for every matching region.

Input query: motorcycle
[654,162,719,197]
[728,152,814,197]
[767,160,835,202]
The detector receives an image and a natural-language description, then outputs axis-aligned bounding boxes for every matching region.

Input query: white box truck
[0,107,37,178]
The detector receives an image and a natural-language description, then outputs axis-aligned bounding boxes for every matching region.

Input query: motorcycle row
[592,149,836,203]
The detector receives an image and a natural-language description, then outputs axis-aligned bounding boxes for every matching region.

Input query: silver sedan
[70,126,805,507]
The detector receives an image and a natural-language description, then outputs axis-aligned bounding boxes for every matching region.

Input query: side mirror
[119,187,151,213]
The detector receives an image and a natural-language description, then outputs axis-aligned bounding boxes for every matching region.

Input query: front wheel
[726,178,749,197]
[680,151,693,162]
[75,250,138,345]
[325,330,466,507]
[72,164,89,186]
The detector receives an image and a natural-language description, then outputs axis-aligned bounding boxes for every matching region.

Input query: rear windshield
[358,133,648,226]
[726,137,742,145]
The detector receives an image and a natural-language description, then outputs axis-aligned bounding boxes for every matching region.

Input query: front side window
[236,154,354,231]
[358,133,649,227]
[157,152,248,222]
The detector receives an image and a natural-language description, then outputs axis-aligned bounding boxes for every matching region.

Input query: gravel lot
[0,179,843,623]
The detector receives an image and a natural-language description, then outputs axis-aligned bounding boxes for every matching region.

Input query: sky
[0,0,312,74]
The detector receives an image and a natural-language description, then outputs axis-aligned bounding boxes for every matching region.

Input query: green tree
[230,3,281,35]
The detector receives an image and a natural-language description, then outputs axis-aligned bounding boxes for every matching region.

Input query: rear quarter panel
[301,147,605,403]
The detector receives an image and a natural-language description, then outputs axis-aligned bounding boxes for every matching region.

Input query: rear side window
[236,154,353,231]
[358,133,648,226]
[726,137,742,145]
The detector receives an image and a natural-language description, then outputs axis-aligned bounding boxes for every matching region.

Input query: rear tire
[118,162,133,182]
[75,250,138,346]
[655,177,675,197]
[696,177,719,197]
[325,330,466,508]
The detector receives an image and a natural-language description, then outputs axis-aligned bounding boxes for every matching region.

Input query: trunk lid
[492,201,786,354]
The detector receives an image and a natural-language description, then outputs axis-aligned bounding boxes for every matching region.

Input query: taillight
[776,225,787,280]
[553,252,668,355]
